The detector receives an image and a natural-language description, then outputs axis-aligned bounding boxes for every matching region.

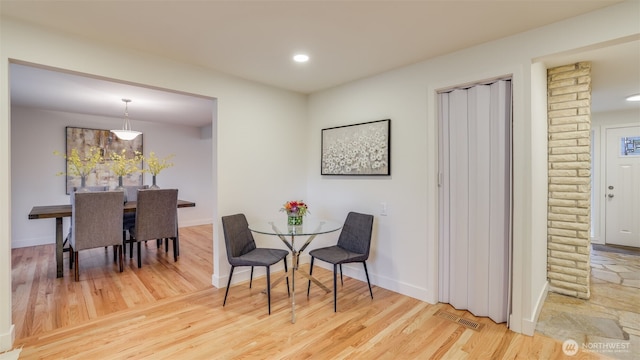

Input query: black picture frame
[321,119,391,176]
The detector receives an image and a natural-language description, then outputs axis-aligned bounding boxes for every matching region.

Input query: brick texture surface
[547,62,591,299]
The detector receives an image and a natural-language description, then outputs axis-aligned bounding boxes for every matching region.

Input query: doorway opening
[9,60,217,338]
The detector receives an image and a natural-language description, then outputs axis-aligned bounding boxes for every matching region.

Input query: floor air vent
[435,310,484,331]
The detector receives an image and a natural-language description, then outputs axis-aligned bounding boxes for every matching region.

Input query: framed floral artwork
[64,126,143,194]
[321,119,391,175]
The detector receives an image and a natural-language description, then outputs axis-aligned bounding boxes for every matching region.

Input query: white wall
[0,17,307,351]
[11,106,213,248]
[592,109,640,127]
[305,0,639,336]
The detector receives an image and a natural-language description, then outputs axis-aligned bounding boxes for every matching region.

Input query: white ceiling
[2,0,638,127]
[9,63,216,127]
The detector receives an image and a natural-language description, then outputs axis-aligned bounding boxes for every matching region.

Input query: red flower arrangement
[280,200,309,216]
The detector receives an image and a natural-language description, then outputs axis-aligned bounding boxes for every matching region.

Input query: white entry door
[605,126,640,247]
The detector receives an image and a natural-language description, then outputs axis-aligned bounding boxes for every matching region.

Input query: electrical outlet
[380,202,387,216]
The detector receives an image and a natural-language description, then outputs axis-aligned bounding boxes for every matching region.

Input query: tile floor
[536,245,640,360]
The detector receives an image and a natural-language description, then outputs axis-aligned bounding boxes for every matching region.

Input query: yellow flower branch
[54,147,103,178]
[110,149,143,176]
[145,152,174,176]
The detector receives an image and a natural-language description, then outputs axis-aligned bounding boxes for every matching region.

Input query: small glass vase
[115,176,125,190]
[150,175,160,189]
[116,175,128,202]
[287,213,303,226]
[76,175,89,192]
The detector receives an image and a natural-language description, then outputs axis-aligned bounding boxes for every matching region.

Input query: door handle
[607,193,615,198]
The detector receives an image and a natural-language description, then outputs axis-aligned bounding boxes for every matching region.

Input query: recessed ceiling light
[626,94,640,102]
[293,54,309,63]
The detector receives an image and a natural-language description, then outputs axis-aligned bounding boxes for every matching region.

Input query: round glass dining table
[249,218,342,237]
[248,218,342,323]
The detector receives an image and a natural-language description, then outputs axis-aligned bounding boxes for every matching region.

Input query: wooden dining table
[28,199,196,278]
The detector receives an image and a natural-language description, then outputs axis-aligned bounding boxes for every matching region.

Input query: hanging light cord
[122,98,132,131]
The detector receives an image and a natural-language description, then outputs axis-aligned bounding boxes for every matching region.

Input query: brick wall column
[547,62,591,299]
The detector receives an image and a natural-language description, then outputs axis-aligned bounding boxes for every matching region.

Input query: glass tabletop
[249,218,343,236]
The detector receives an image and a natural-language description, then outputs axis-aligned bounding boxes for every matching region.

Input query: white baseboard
[370,270,431,302]
[307,261,431,303]
[521,281,549,336]
[211,273,222,288]
[0,348,21,360]
[12,236,53,249]
[0,324,15,353]
[212,258,432,305]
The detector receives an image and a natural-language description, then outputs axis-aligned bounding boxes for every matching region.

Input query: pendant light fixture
[626,94,640,102]
[111,98,141,141]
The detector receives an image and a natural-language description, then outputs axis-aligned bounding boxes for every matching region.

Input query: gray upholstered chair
[69,190,125,281]
[127,189,178,268]
[65,186,109,254]
[221,213,290,315]
[307,212,374,312]
[122,185,149,255]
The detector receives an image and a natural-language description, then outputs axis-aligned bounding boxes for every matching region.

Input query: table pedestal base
[264,251,331,323]
[251,220,342,324]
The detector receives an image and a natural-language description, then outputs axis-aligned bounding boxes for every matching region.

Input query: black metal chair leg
[266,266,271,315]
[363,262,373,299]
[137,242,142,268]
[307,257,315,297]
[333,264,338,312]
[340,264,344,285]
[223,266,235,306]
[249,266,254,288]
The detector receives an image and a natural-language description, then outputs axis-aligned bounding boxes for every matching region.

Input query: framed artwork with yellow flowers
[63,126,143,194]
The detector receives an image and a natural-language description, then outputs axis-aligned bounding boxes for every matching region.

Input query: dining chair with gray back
[307,211,374,312]
[127,188,179,268]
[65,186,109,254]
[69,190,125,281]
[122,185,149,255]
[221,213,290,315]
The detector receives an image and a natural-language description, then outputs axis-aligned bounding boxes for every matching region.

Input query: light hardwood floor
[12,225,607,359]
